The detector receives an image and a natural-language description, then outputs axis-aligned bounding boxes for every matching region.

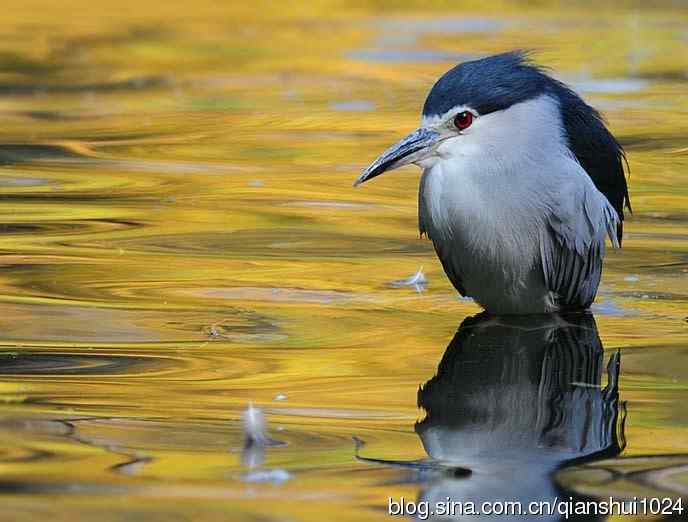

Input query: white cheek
[436,136,458,157]
[416,157,438,169]
[436,133,481,159]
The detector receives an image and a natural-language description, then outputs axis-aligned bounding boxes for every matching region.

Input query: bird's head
[354,51,574,187]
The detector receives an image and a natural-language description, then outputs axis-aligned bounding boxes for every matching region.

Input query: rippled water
[0,2,686,521]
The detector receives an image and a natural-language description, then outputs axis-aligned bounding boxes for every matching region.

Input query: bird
[354,51,630,314]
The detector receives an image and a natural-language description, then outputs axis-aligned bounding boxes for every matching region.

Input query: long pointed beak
[354,127,440,187]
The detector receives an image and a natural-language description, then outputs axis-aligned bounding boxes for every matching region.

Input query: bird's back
[549,81,630,243]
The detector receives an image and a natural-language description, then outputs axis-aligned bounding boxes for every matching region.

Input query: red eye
[454,111,473,130]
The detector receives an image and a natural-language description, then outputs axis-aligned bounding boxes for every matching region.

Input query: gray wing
[540,175,620,310]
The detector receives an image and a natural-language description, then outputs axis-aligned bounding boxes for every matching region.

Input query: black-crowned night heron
[354,51,630,314]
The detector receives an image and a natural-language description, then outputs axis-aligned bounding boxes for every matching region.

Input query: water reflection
[364,313,626,520]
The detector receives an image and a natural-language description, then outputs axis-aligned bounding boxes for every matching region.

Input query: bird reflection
[360,312,626,521]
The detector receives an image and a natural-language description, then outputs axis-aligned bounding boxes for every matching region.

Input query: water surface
[0,1,687,521]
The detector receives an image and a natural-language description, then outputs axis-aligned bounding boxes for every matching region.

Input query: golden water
[0,1,686,521]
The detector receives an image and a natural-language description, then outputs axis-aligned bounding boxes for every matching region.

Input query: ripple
[0,218,138,237]
[197,287,355,305]
[348,16,502,64]
[570,77,650,95]
[0,76,167,96]
[0,144,84,165]
[0,175,50,187]
[591,299,639,317]
[56,415,368,468]
[0,418,72,437]
[114,229,430,257]
[0,303,281,344]
[280,200,377,209]
[376,17,506,34]
[0,447,54,464]
[561,455,688,498]
[329,100,376,112]
[348,49,474,63]
[0,352,179,376]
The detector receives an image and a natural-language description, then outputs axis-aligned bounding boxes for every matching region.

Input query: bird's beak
[354,127,440,187]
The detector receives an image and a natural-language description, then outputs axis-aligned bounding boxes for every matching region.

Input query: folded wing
[540,165,620,310]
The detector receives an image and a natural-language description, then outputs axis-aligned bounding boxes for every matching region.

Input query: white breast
[418,94,572,313]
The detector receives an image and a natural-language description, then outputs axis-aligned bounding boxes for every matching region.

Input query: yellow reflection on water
[0,1,686,520]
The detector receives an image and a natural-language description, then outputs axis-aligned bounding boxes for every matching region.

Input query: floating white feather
[242,402,268,448]
[390,266,427,292]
